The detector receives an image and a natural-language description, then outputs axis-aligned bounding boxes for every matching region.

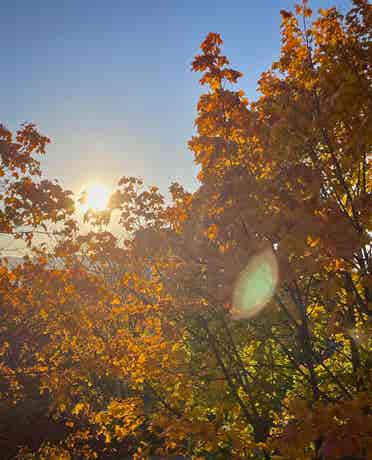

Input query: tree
[0,123,74,246]
[1,1,371,459]
[0,123,75,458]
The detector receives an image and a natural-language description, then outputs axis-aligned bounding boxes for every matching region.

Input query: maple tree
[0,123,74,245]
[0,1,371,459]
[0,123,76,457]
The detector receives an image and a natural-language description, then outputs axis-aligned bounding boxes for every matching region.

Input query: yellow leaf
[307,235,320,248]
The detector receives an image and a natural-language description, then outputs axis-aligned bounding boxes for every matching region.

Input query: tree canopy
[0,1,371,459]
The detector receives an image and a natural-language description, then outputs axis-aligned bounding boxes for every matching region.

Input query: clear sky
[2,0,351,197]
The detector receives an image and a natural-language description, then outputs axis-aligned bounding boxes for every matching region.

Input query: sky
[2,0,351,198]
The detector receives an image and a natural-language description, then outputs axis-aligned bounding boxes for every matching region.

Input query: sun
[80,183,110,212]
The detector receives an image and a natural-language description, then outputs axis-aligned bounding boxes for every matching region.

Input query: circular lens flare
[233,249,278,319]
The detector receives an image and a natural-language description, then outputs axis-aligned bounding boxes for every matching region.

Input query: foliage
[0,1,371,459]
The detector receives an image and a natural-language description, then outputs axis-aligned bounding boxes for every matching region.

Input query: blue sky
[2,0,351,196]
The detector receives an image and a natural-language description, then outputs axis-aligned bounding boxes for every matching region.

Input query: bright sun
[80,183,110,212]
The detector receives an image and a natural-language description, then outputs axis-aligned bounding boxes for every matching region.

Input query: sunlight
[79,183,110,212]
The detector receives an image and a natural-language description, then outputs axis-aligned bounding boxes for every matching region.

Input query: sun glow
[80,183,110,212]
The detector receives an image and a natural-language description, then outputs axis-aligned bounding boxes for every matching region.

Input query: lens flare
[233,249,278,319]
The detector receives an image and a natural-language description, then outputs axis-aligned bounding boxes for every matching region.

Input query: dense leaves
[0,1,371,459]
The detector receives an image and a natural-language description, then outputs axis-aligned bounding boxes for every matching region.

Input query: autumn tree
[182,1,371,458]
[1,1,371,459]
[0,123,75,458]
